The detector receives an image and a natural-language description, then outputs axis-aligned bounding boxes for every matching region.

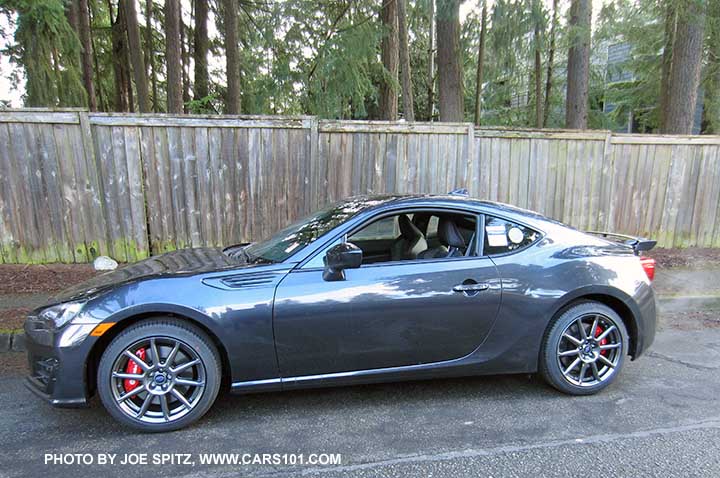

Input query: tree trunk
[122,0,150,112]
[180,11,191,113]
[436,0,463,122]
[533,1,543,128]
[66,0,79,32]
[397,0,414,121]
[659,2,677,132]
[145,0,158,111]
[165,0,184,114]
[379,0,399,121]
[109,0,132,111]
[703,0,720,133]
[427,0,435,121]
[473,0,487,126]
[565,0,592,129]
[543,0,558,127]
[89,2,106,110]
[665,0,706,134]
[194,0,209,100]
[224,0,241,114]
[77,0,97,110]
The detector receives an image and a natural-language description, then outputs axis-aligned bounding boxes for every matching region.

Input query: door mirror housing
[323,242,363,281]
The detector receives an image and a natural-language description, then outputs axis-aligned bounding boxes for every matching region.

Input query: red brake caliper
[595,326,608,355]
[123,347,146,393]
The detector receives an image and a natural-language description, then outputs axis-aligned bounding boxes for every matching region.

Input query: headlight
[38,302,85,329]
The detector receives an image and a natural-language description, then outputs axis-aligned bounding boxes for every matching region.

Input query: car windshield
[234,198,387,263]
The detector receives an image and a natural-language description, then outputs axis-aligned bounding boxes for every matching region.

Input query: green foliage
[186,94,221,114]
[592,0,665,132]
[1,0,86,107]
[0,0,716,134]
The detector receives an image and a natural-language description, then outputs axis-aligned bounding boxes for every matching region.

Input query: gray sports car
[24,193,657,432]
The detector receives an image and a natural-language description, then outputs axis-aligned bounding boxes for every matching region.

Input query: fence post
[78,111,110,259]
[466,123,475,194]
[599,130,615,232]
[306,116,320,210]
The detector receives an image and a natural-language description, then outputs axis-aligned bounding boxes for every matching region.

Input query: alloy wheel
[556,313,622,387]
[109,337,206,424]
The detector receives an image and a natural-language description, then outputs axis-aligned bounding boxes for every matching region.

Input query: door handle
[453,283,489,293]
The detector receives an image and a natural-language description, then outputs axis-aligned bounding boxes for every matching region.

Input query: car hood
[51,248,250,304]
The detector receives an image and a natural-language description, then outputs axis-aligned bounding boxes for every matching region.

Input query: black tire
[97,318,221,432]
[539,301,629,395]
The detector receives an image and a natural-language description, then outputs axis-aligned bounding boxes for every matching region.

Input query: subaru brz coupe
[25,194,657,432]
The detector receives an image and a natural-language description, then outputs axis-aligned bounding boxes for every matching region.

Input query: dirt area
[647,247,720,269]
[0,264,97,295]
[660,310,720,331]
[0,308,29,331]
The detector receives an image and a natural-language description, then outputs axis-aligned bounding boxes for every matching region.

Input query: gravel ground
[647,247,720,268]
[0,264,97,295]
[0,308,30,331]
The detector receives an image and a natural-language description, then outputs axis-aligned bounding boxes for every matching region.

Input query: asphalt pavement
[1,303,719,478]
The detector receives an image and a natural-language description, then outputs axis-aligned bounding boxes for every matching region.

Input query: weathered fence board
[0,111,719,263]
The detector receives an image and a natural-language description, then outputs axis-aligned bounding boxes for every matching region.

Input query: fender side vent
[221,273,276,289]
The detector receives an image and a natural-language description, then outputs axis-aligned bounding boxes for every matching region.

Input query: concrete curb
[0,331,25,353]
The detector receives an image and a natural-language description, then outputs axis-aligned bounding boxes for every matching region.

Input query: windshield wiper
[223,244,250,262]
[248,255,275,264]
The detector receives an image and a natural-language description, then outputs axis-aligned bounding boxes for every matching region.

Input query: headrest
[398,214,423,239]
[438,218,466,248]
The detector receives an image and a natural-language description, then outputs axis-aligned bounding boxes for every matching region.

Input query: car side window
[303,211,479,269]
[483,216,539,256]
[349,215,399,241]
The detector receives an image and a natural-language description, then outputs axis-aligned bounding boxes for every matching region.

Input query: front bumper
[24,317,95,408]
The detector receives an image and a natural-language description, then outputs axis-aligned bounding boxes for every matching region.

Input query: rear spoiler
[585,231,657,256]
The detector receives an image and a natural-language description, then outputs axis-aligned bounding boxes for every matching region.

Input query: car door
[272,210,502,378]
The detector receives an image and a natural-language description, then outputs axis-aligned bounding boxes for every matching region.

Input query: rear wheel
[97,318,221,432]
[540,302,628,395]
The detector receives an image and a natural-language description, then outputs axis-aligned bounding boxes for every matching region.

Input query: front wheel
[539,302,628,395]
[97,318,221,432]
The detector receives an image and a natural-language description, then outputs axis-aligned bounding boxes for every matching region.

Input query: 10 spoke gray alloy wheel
[540,301,628,395]
[97,318,221,432]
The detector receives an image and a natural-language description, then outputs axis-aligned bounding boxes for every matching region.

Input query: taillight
[639,256,655,281]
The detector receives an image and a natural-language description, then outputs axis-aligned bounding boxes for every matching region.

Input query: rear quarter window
[483,216,540,256]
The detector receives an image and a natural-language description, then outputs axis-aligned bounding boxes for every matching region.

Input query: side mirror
[322,242,363,281]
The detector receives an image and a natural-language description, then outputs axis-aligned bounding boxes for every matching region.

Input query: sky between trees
[0,0,717,135]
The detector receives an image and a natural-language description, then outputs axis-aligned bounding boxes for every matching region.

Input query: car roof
[340,194,565,229]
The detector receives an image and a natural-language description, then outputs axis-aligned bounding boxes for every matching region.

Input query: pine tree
[397,0,414,121]
[543,0,559,128]
[379,0,399,120]
[194,0,209,101]
[664,0,706,134]
[436,0,463,122]
[77,0,97,110]
[473,0,487,126]
[566,0,592,129]
[223,0,241,114]
[8,0,87,107]
[122,0,149,112]
[165,0,183,113]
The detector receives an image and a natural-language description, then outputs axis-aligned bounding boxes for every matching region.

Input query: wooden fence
[0,110,719,263]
